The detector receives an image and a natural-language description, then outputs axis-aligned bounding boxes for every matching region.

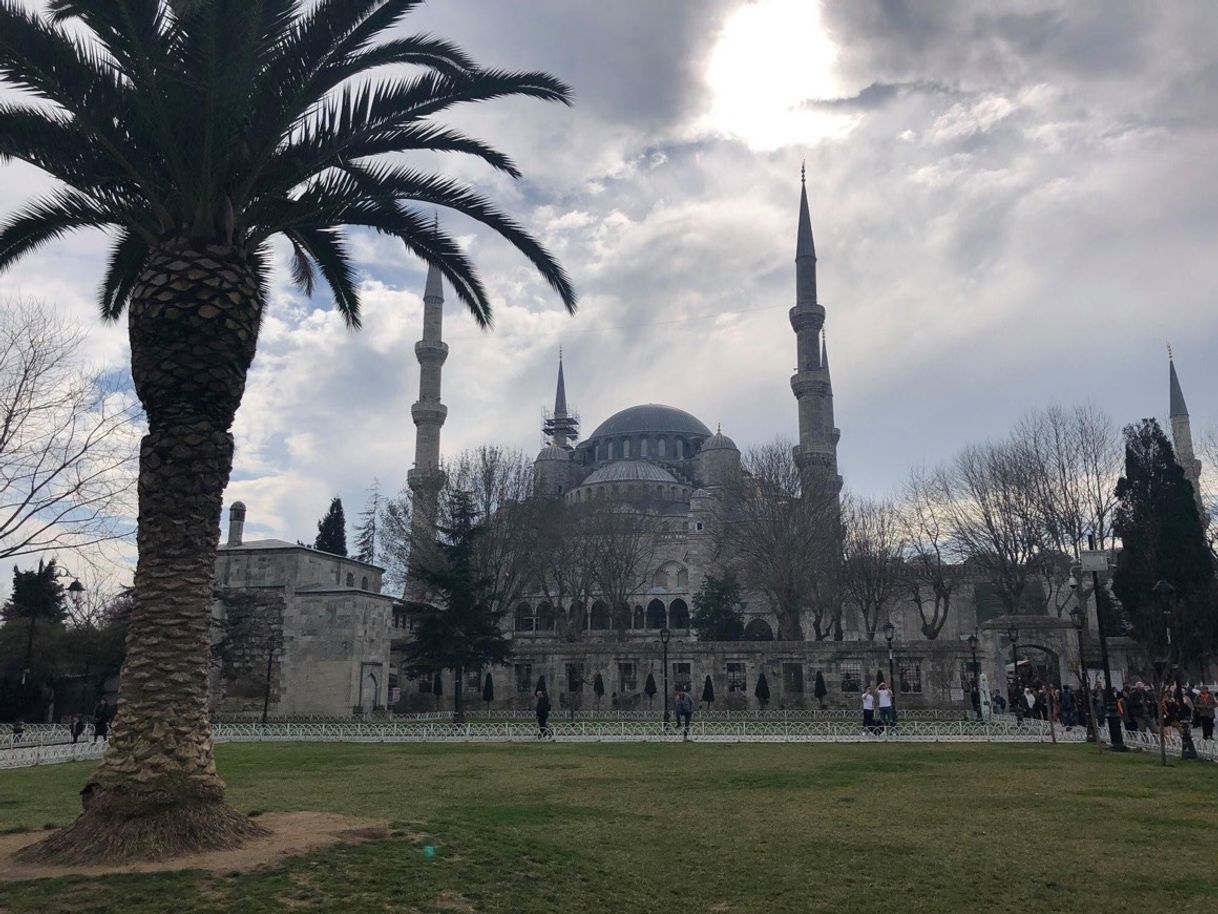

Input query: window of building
[672,662,692,693]
[669,599,690,629]
[566,662,585,692]
[839,661,862,693]
[514,603,536,632]
[515,663,533,693]
[361,576,368,590]
[618,662,637,693]
[782,663,804,693]
[345,572,354,586]
[727,662,747,693]
[466,668,483,691]
[899,660,923,694]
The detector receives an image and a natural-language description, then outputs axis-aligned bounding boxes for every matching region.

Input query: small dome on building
[691,488,713,498]
[536,444,570,462]
[701,429,738,452]
[582,460,679,486]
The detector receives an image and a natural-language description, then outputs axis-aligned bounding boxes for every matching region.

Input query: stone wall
[210,589,285,716]
[281,593,393,715]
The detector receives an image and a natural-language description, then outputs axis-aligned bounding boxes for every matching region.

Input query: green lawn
[1,742,1216,913]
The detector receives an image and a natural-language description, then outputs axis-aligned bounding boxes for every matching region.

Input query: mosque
[210,174,1208,718]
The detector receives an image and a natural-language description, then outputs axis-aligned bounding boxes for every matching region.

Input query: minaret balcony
[411,402,448,426]
[407,466,446,493]
[790,374,830,398]
[414,339,449,364]
[788,304,825,333]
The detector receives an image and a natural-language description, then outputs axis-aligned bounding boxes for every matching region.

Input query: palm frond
[0,190,118,273]
[284,231,317,297]
[98,226,150,320]
[289,225,361,327]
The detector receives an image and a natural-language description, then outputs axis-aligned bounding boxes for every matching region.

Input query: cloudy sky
[3,0,1217,572]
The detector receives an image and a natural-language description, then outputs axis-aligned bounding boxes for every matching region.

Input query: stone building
[210,502,394,717]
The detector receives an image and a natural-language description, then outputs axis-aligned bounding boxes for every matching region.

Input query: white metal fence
[3,719,1212,771]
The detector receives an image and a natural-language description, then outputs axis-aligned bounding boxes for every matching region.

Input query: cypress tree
[353,483,380,564]
[691,573,745,641]
[536,675,547,695]
[701,675,715,708]
[593,673,605,707]
[644,672,657,708]
[1112,419,1217,672]
[482,672,494,704]
[814,671,828,708]
[314,497,348,556]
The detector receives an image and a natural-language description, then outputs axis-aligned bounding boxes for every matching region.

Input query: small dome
[701,430,738,452]
[691,488,713,498]
[582,460,679,486]
[536,445,570,462]
[230,501,247,512]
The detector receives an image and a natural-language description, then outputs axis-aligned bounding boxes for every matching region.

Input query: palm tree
[0,0,575,864]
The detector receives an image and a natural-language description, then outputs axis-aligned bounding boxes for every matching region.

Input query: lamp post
[1153,580,1197,760]
[21,567,84,687]
[883,621,897,724]
[1007,623,1022,723]
[660,627,672,726]
[1068,583,1098,743]
[967,633,980,720]
[1086,533,1127,751]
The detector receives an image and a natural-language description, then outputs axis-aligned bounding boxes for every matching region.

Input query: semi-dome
[586,404,711,441]
[535,444,570,461]
[582,460,679,486]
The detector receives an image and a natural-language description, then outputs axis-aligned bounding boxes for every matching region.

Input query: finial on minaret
[800,160,806,185]
[717,422,722,434]
[1168,341,1174,360]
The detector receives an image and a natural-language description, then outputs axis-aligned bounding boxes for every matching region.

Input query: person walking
[1195,685,1215,741]
[11,720,24,744]
[70,714,85,744]
[534,689,551,739]
[92,698,111,743]
[675,690,694,740]
[877,682,895,731]
[862,686,876,733]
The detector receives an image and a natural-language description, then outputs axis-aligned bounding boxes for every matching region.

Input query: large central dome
[587,404,711,441]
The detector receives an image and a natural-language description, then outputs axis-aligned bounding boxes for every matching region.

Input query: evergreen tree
[403,491,510,722]
[814,671,828,709]
[482,672,494,705]
[315,497,348,556]
[644,672,657,708]
[755,672,770,708]
[1112,419,1217,672]
[701,675,715,709]
[353,483,380,564]
[536,675,547,695]
[593,673,605,707]
[2,559,68,624]
[691,573,745,641]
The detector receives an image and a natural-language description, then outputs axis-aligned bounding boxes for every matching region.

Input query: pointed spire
[554,351,568,417]
[796,170,816,261]
[821,331,830,376]
[423,261,444,302]
[1169,349,1189,418]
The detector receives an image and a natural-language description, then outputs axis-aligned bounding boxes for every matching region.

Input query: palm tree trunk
[20,241,268,864]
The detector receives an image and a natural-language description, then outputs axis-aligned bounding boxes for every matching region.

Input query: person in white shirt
[861,687,876,732]
[877,682,895,730]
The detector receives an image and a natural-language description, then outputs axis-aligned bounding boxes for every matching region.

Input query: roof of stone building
[701,428,739,452]
[536,444,571,461]
[582,460,681,486]
[217,539,383,569]
[585,404,711,441]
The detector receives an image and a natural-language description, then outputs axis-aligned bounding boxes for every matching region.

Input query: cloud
[2,0,1218,572]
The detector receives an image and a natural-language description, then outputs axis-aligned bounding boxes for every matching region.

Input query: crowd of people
[5,698,112,747]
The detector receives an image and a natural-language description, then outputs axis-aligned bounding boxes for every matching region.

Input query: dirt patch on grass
[0,812,388,882]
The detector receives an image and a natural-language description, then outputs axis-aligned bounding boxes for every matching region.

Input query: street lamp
[21,569,85,686]
[883,621,897,724]
[1069,588,1098,743]
[967,633,980,720]
[660,627,672,726]
[1153,580,1197,760]
[1085,533,1127,751]
[1007,623,1022,723]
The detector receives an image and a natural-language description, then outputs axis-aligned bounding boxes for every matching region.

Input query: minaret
[405,259,448,600]
[1169,348,1204,515]
[789,166,841,493]
[542,351,579,449]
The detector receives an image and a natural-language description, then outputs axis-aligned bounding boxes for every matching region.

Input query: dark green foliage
[353,483,379,564]
[535,675,547,695]
[701,675,714,706]
[593,673,605,702]
[432,672,443,696]
[644,672,656,707]
[0,0,578,327]
[482,672,494,704]
[755,672,770,707]
[2,560,67,625]
[1112,419,1217,668]
[403,490,510,718]
[314,497,348,556]
[691,572,745,641]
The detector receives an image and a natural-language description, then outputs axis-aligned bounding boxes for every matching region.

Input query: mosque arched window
[633,605,644,629]
[345,572,354,587]
[653,567,670,589]
[538,602,556,631]
[646,598,666,629]
[669,598,690,629]
[361,576,368,590]
[590,601,611,630]
[514,603,535,632]
[658,437,667,457]
[676,566,688,588]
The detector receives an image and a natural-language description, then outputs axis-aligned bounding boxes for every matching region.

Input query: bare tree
[899,467,963,640]
[585,502,660,636]
[717,440,842,641]
[377,485,412,592]
[530,499,598,641]
[942,441,1044,616]
[0,301,138,561]
[841,495,906,640]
